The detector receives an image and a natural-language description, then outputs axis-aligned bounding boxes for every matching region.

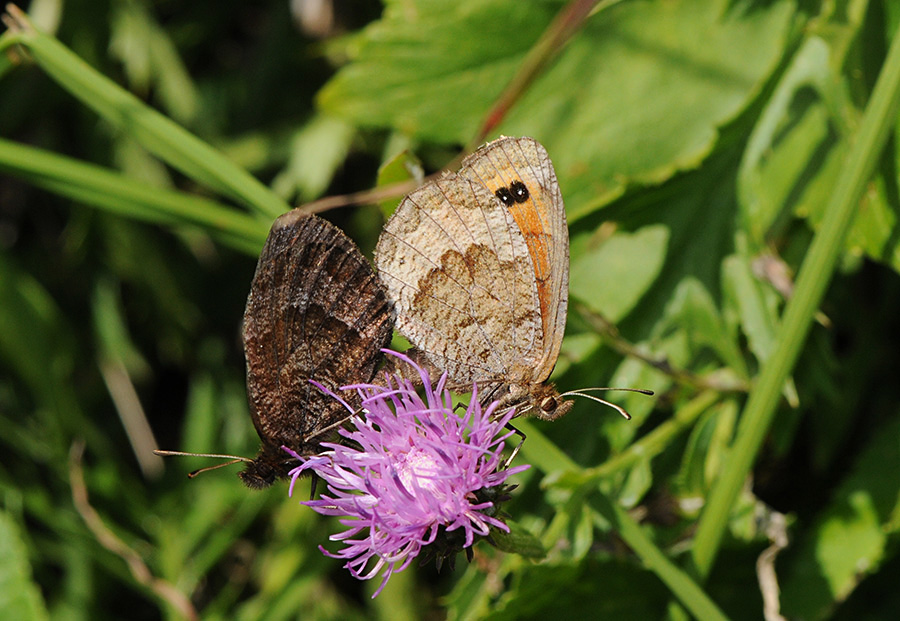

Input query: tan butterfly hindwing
[375,164,543,387]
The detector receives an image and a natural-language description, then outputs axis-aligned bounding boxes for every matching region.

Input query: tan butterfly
[375,136,573,419]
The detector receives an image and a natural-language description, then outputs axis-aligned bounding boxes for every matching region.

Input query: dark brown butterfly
[238,210,394,487]
[153,210,394,489]
[156,212,394,486]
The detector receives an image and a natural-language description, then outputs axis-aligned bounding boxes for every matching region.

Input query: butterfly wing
[458,136,569,384]
[375,144,544,390]
[242,211,394,486]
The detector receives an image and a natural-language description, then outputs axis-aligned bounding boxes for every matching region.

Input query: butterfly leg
[309,472,320,500]
[503,423,527,469]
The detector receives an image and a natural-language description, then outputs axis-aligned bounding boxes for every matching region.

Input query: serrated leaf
[321,0,794,217]
[319,0,559,143]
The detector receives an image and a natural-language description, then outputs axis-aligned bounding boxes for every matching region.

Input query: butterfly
[239,211,395,487]
[375,136,572,420]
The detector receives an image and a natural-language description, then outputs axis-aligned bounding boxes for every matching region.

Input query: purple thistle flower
[285,351,529,597]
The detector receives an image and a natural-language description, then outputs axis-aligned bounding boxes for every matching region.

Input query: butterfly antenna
[153,450,251,478]
[559,387,655,421]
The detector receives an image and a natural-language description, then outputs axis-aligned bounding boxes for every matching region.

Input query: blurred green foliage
[3,0,900,619]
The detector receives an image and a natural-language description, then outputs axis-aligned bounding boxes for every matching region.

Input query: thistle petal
[287,350,528,597]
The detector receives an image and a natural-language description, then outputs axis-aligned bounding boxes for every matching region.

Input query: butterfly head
[528,383,574,421]
[238,445,302,489]
[492,382,573,421]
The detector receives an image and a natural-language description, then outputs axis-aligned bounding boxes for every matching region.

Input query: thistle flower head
[286,351,528,597]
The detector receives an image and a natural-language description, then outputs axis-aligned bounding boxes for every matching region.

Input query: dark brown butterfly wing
[240,211,394,488]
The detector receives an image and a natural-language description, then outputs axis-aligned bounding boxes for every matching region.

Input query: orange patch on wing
[507,197,554,335]
[478,158,556,352]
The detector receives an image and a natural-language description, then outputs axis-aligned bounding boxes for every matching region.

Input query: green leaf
[781,414,900,618]
[618,457,652,509]
[661,278,747,377]
[376,148,424,219]
[319,0,559,143]
[722,252,798,404]
[567,498,594,561]
[322,0,794,217]
[271,115,357,203]
[489,520,546,560]
[722,253,777,358]
[570,224,669,322]
[676,399,737,499]
[0,511,49,621]
[737,37,837,245]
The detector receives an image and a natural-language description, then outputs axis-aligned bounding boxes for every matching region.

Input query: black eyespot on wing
[495,186,514,206]
[510,180,529,203]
